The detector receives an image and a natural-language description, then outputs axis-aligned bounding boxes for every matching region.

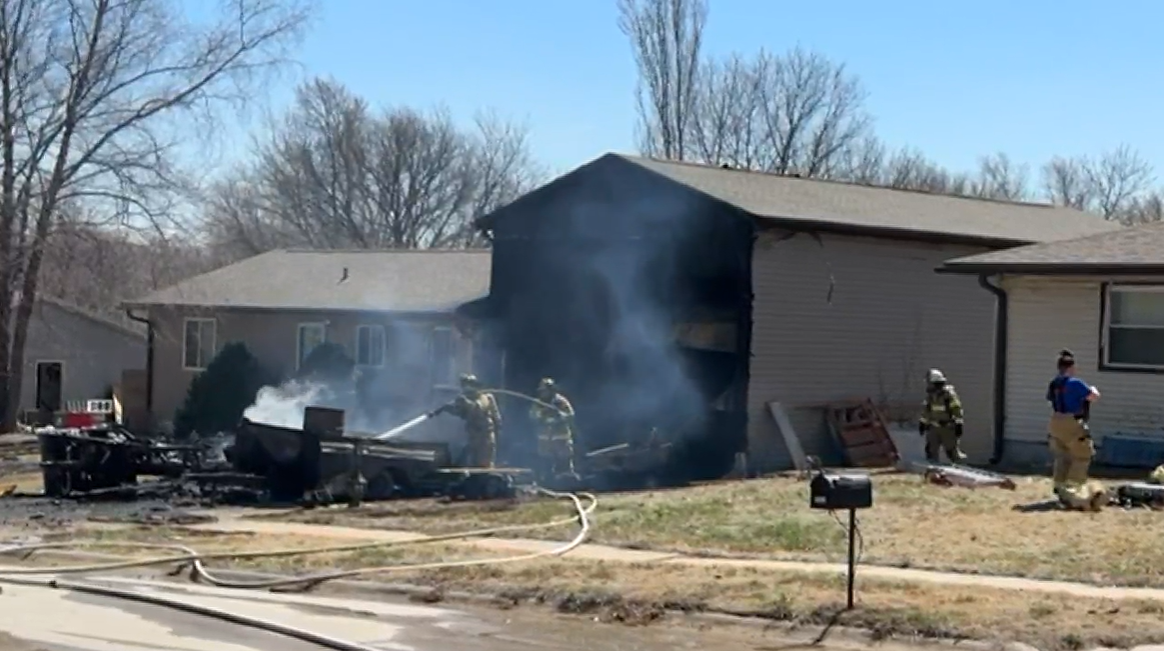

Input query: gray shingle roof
[616,154,1120,243]
[124,249,491,312]
[942,220,1164,273]
[38,296,146,339]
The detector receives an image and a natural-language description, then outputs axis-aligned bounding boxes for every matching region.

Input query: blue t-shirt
[1047,375,1091,414]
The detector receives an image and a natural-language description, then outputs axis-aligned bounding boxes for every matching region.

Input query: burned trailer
[230,407,526,502]
[231,415,442,502]
[475,155,754,485]
[37,425,198,497]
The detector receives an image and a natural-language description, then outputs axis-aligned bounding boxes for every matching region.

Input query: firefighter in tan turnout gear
[1046,349,1107,511]
[529,377,578,484]
[918,369,968,463]
[436,374,502,468]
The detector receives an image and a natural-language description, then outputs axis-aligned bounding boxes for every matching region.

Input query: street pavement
[0,573,908,651]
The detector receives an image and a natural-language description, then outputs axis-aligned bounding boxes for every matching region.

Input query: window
[430,326,455,387]
[182,318,216,370]
[1102,285,1164,369]
[355,325,386,367]
[297,322,327,369]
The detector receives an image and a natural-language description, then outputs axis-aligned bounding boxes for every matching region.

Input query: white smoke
[242,380,326,429]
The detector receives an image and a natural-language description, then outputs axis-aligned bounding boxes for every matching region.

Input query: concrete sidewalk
[186,516,1164,603]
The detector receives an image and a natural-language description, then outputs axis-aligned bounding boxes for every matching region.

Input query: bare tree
[681,47,872,177]
[38,221,214,322]
[203,77,543,258]
[971,152,1029,201]
[753,48,871,177]
[1041,145,1156,221]
[685,54,766,168]
[0,0,310,429]
[618,0,707,160]
[1041,156,1092,210]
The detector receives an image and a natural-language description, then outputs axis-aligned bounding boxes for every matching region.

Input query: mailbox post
[809,469,873,610]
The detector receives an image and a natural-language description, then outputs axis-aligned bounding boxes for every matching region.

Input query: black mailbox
[810,472,873,510]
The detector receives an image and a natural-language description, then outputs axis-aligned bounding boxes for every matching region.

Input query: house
[939,220,1164,469]
[122,249,492,439]
[20,296,147,418]
[471,153,1121,476]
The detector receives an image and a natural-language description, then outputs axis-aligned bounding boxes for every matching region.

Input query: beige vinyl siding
[148,306,475,431]
[20,301,146,411]
[1001,276,1164,449]
[746,232,996,471]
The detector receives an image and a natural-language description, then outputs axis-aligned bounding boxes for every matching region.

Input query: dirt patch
[28,524,1164,651]
[257,471,1164,587]
[0,632,48,651]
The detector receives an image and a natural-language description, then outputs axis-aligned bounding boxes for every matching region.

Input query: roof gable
[36,296,146,340]
[125,249,492,312]
[480,152,1121,245]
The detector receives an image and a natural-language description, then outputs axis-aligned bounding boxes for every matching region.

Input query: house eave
[119,302,476,318]
[937,263,1164,276]
[751,216,1034,249]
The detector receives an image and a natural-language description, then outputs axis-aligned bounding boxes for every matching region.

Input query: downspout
[125,309,153,426]
[977,274,1008,465]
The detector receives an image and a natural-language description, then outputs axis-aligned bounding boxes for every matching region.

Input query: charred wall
[485,178,754,482]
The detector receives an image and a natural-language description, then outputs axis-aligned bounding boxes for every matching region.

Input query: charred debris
[28,402,674,506]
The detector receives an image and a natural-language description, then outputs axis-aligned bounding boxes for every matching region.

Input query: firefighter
[530,378,578,483]
[1046,349,1105,510]
[918,369,967,463]
[436,374,502,468]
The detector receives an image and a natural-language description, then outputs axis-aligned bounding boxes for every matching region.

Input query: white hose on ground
[0,488,595,590]
[0,488,595,649]
[0,574,382,651]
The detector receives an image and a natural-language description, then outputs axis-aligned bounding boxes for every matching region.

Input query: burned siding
[484,158,755,479]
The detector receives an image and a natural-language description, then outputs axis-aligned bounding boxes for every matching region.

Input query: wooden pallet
[825,399,900,468]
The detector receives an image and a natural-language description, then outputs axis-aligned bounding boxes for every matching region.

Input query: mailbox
[809,471,873,511]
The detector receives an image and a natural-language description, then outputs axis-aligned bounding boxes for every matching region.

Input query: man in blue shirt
[1046,349,1103,510]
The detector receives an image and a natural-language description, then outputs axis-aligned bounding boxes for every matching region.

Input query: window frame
[1100,283,1164,372]
[430,325,456,389]
[296,322,328,370]
[355,324,387,368]
[182,318,217,371]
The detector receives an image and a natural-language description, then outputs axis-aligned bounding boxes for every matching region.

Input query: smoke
[242,380,327,430]
[239,321,469,454]
[587,235,706,435]
[499,187,727,474]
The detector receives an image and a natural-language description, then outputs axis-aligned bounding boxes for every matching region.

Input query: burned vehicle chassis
[37,427,198,498]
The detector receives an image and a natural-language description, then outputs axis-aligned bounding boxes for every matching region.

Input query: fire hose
[375,387,569,441]
[0,487,596,650]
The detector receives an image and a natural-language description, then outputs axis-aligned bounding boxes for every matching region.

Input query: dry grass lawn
[21,523,1164,651]
[260,470,1164,588]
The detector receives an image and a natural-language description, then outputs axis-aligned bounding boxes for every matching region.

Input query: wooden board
[825,399,900,468]
[766,401,808,471]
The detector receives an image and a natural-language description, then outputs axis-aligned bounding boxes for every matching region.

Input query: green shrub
[296,342,354,383]
[173,342,275,439]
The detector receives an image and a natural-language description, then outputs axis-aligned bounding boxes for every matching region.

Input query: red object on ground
[62,412,98,429]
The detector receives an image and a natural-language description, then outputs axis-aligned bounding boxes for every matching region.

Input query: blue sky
[228,0,1164,185]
